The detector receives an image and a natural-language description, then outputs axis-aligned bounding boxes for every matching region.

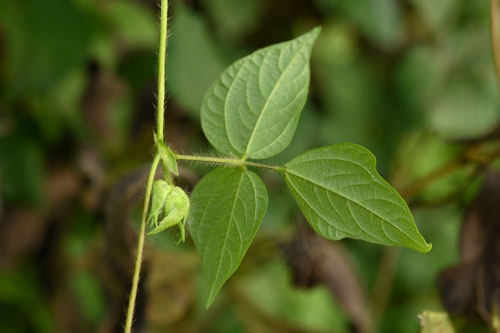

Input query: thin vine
[124,0,168,331]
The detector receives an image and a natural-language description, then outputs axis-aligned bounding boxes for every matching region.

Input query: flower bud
[147,180,190,241]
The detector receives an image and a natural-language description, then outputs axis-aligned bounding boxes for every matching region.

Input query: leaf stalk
[174,153,285,172]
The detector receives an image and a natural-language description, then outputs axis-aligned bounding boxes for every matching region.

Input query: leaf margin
[188,167,269,307]
[283,143,432,253]
[201,26,321,160]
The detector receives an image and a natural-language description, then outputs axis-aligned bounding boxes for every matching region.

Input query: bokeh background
[1,0,499,332]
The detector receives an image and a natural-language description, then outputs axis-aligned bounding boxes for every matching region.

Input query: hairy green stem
[124,154,160,332]
[156,0,168,141]
[124,0,168,331]
[175,153,285,172]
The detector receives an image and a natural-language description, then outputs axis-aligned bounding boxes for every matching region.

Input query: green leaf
[0,132,44,205]
[167,2,226,118]
[201,0,264,41]
[334,0,404,49]
[283,143,431,252]
[201,27,321,160]
[0,0,93,95]
[107,0,157,50]
[156,137,179,176]
[189,168,268,307]
[430,76,500,140]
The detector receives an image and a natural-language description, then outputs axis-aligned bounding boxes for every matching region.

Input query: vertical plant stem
[156,0,168,141]
[491,0,500,88]
[124,155,160,333]
[124,0,168,332]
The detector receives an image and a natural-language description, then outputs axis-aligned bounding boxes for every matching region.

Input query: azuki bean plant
[124,0,431,331]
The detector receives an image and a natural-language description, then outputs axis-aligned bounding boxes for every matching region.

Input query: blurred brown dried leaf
[77,147,106,211]
[82,63,125,142]
[146,251,198,330]
[45,166,81,210]
[0,163,83,269]
[439,170,500,327]
[282,221,371,333]
[0,208,46,269]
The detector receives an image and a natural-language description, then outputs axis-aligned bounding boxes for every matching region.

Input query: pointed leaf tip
[156,140,179,176]
[189,168,268,308]
[201,27,321,160]
[283,143,431,253]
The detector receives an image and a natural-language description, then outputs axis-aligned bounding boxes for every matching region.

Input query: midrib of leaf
[284,169,424,247]
[248,85,308,156]
[285,172,356,238]
[244,44,307,156]
[290,156,374,177]
[224,63,247,154]
[207,170,245,302]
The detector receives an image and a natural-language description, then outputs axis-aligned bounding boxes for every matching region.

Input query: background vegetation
[0,0,499,332]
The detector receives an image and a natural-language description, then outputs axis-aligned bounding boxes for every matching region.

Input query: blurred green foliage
[0,0,498,332]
